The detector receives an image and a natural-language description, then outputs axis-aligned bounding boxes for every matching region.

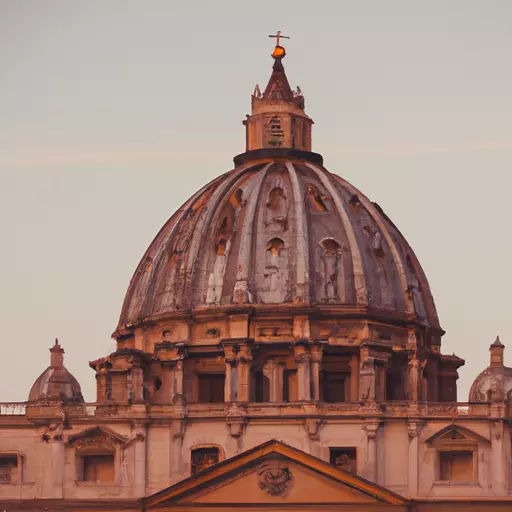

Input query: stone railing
[0,400,496,419]
[0,403,27,415]
[383,401,492,418]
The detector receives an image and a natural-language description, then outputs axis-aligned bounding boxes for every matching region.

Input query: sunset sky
[1,0,511,401]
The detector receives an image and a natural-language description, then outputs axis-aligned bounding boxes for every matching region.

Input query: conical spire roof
[262,50,295,102]
[491,335,505,348]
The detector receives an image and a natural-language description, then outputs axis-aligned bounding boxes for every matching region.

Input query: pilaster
[293,341,311,401]
[363,421,380,482]
[310,343,324,401]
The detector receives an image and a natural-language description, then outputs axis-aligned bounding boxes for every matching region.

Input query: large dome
[117,158,439,335]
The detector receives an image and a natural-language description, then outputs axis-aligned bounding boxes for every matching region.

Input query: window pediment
[426,425,490,446]
[67,426,128,454]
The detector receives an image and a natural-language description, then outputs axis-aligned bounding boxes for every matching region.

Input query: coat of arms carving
[258,461,292,496]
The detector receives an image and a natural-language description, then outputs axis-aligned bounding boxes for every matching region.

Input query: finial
[489,335,505,367]
[491,335,505,348]
[269,30,290,59]
[50,337,64,367]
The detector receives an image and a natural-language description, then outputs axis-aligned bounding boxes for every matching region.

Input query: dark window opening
[154,376,162,391]
[439,451,474,482]
[0,456,18,484]
[191,447,220,474]
[330,448,357,473]
[198,374,225,403]
[321,372,347,403]
[254,371,270,402]
[386,370,405,401]
[82,454,115,483]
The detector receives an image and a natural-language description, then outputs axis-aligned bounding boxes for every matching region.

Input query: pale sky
[1,1,511,402]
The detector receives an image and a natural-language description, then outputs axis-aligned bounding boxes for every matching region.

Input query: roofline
[142,439,407,507]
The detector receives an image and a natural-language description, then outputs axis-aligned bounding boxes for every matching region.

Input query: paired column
[350,353,360,402]
[407,353,420,402]
[293,342,311,401]
[359,344,391,402]
[222,340,253,403]
[155,342,187,404]
[310,344,323,401]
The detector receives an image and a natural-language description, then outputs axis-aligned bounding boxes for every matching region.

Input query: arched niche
[260,237,288,303]
[318,238,343,302]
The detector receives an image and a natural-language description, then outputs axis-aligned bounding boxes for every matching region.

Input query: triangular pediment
[426,424,490,445]
[67,426,129,447]
[144,440,407,509]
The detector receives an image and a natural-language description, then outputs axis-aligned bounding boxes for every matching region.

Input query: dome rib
[234,163,272,303]
[305,163,367,305]
[330,171,413,315]
[183,165,253,306]
[116,158,441,333]
[198,167,255,306]
[121,188,204,325]
[286,162,309,302]
[119,172,236,327]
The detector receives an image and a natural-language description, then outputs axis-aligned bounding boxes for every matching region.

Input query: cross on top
[269,31,290,47]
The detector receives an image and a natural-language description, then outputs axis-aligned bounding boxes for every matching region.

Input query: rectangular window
[198,374,225,403]
[439,451,474,482]
[82,454,115,483]
[0,456,18,484]
[330,448,357,473]
[191,447,220,474]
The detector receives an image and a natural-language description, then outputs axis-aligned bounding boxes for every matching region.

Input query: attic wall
[0,417,510,501]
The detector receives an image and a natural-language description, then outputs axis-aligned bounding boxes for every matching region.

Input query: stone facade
[1,42,511,511]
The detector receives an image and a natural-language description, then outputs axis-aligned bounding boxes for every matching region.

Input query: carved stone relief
[318,238,343,302]
[258,461,292,496]
[265,186,289,232]
[260,238,288,303]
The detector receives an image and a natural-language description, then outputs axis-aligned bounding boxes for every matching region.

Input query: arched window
[266,238,285,262]
[191,446,220,474]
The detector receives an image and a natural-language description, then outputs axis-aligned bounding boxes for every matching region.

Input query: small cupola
[489,335,505,367]
[28,339,84,404]
[243,32,313,153]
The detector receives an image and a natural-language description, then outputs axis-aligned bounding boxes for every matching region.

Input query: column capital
[221,339,254,363]
[293,340,310,363]
[491,420,504,440]
[310,343,324,362]
[155,341,187,362]
[407,421,425,439]
[363,421,380,440]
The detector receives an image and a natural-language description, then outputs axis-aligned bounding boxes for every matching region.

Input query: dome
[117,159,439,334]
[29,340,84,404]
[115,42,442,349]
[469,337,512,402]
